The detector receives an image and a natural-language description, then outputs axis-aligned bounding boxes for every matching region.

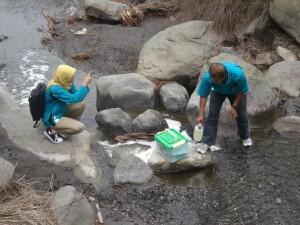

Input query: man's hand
[229,106,238,120]
[196,114,204,124]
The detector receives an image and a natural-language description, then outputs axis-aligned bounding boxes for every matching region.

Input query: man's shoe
[44,128,63,144]
[196,143,209,154]
[210,145,222,152]
[242,137,252,147]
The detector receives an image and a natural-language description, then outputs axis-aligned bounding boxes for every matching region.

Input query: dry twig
[71,52,93,61]
[115,132,155,142]
[42,10,60,38]
[120,0,179,26]
[41,37,52,45]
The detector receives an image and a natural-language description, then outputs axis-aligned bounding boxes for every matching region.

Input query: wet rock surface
[52,185,95,225]
[159,82,189,112]
[114,154,153,185]
[95,108,132,137]
[149,148,216,174]
[132,109,168,133]
[272,116,300,139]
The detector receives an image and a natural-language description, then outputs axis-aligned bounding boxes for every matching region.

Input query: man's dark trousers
[202,91,250,146]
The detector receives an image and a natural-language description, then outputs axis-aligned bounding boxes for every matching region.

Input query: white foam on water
[18,50,49,105]
[165,118,181,130]
[97,118,192,163]
[36,152,72,163]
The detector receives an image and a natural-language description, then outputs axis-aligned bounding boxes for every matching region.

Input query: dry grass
[178,0,271,36]
[0,179,58,225]
[120,0,179,26]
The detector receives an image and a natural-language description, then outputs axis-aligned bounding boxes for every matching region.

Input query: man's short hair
[209,63,226,79]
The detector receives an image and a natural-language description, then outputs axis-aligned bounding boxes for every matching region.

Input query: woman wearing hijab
[43,64,93,144]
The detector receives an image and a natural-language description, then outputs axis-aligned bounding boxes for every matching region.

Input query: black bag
[28,82,47,128]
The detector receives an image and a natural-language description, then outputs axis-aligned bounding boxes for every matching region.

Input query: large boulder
[137,21,224,83]
[273,116,300,139]
[52,186,95,225]
[270,0,300,44]
[132,109,168,133]
[187,53,279,127]
[85,0,127,22]
[95,108,132,137]
[266,61,300,97]
[159,82,189,112]
[96,73,156,111]
[114,154,153,185]
[148,147,216,174]
[0,158,14,187]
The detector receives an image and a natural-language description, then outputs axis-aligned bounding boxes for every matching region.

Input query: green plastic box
[154,128,189,163]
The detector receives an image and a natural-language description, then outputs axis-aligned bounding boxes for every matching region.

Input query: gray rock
[0,84,19,113]
[0,158,14,187]
[276,46,297,61]
[101,142,151,168]
[286,98,300,116]
[273,116,300,139]
[132,109,168,133]
[266,61,300,97]
[270,0,300,44]
[137,21,224,83]
[114,154,153,184]
[0,107,100,187]
[95,73,156,111]
[95,108,132,137]
[159,82,189,112]
[85,0,127,22]
[238,14,269,40]
[148,147,216,174]
[186,53,279,127]
[254,53,273,66]
[52,186,95,225]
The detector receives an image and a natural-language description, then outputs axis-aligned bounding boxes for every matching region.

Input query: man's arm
[196,96,207,124]
[199,96,207,115]
[232,92,244,109]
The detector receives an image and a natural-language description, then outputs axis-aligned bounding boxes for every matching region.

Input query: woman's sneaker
[242,137,252,147]
[44,128,63,144]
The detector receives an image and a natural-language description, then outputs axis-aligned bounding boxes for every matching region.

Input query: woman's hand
[83,72,93,86]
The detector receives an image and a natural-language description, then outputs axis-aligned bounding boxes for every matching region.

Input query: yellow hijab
[48,64,77,90]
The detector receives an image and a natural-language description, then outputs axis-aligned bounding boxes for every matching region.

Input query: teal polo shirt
[197,63,250,97]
